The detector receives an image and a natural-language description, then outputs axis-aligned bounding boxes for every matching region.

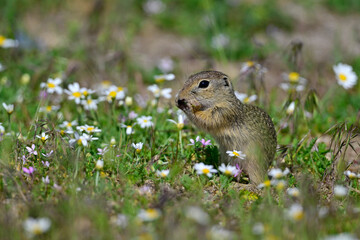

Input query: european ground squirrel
[176,70,277,185]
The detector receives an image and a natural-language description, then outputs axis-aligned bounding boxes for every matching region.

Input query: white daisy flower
[39,105,60,113]
[286,204,304,221]
[157,57,174,73]
[41,176,50,184]
[95,160,104,170]
[280,72,307,92]
[257,180,276,189]
[132,142,143,153]
[120,124,134,135]
[286,102,296,115]
[280,83,305,92]
[286,187,300,197]
[0,123,4,134]
[334,185,348,197]
[76,125,101,134]
[226,150,246,160]
[154,73,175,83]
[282,72,307,85]
[81,97,98,110]
[156,169,170,177]
[323,233,358,240]
[185,206,209,225]
[218,163,237,176]
[137,208,161,221]
[268,168,290,179]
[2,102,14,114]
[148,84,172,99]
[40,78,63,94]
[209,226,234,240]
[125,96,133,106]
[272,179,287,190]
[240,61,256,74]
[194,162,218,177]
[60,120,78,130]
[211,33,229,49]
[36,132,49,142]
[80,87,95,98]
[167,113,185,130]
[113,214,128,228]
[23,217,51,237]
[69,133,98,147]
[65,82,82,104]
[234,92,257,104]
[143,0,165,15]
[136,116,154,128]
[344,170,359,179]
[333,63,358,89]
[252,222,265,235]
[104,85,125,102]
[0,35,19,48]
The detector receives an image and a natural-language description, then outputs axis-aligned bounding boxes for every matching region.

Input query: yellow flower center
[101,80,112,87]
[161,172,167,177]
[244,97,249,103]
[32,225,43,235]
[117,87,123,92]
[288,72,300,83]
[109,91,117,98]
[275,172,282,178]
[0,36,5,45]
[136,148,141,153]
[233,151,239,157]
[155,77,165,83]
[146,209,159,219]
[47,82,56,88]
[339,73,347,82]
[41,136,46,141]
[293,211,304,221]
[67,122,72,127]
[46,106,52,112]
[177,123,184,130]
[72,92,81,98]
[224,170,232,175]
[276,182,285,190]
[60,130,65,135]
[247,61,254,67]
[87,127,94,132]
[349,173,356,179]
[87,99,92,104]
[83,90,88,96]
[143,119,148,123]
[202,168,210,174]
[77,139,82,145]
[263,180,271,187]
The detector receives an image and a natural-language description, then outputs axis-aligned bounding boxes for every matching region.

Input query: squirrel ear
[222,76,233,89]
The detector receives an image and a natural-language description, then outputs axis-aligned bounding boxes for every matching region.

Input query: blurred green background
[2,0,360,91]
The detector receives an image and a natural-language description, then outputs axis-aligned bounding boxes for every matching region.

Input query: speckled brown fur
[175,70,277,185]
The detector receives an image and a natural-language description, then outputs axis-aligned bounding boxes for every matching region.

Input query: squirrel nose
[176,98,187,110]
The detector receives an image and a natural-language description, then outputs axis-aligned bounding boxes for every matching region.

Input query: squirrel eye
[198,80,209,88]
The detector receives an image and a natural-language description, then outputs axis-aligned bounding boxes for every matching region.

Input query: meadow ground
[1,0,360,239]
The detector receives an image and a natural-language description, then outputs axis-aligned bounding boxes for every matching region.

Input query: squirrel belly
[176,70,277,185]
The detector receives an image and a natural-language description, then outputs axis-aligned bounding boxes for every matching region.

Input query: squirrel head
[175,70,240,130]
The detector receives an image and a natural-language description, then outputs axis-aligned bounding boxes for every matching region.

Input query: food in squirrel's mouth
[176,98,189,111]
